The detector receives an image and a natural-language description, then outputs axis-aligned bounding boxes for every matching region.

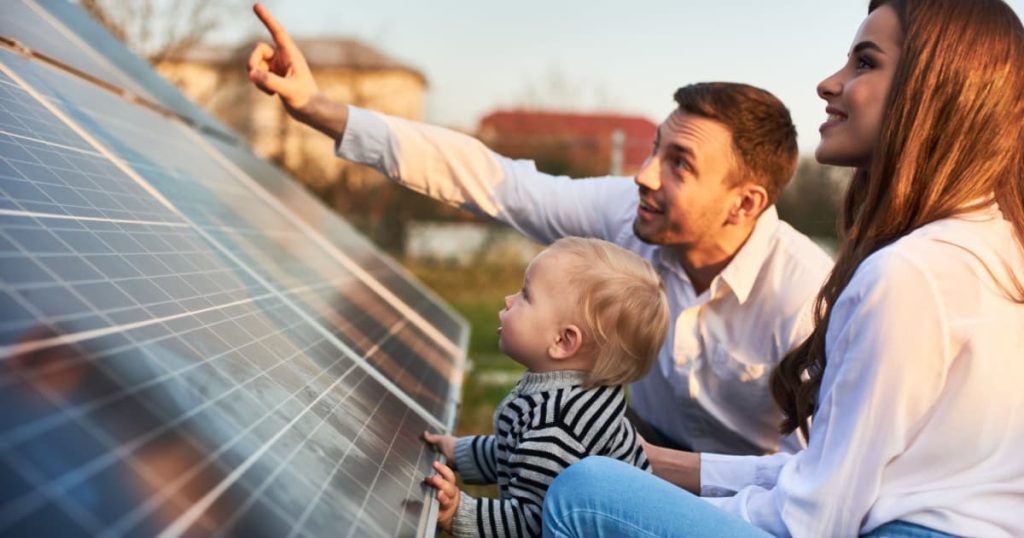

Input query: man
[247,4,833,455]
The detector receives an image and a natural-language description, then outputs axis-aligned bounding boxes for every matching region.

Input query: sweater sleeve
[452,424,588,537]
[454,435,498,485]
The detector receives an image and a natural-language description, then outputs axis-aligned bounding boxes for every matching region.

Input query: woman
[542,0,1024,536]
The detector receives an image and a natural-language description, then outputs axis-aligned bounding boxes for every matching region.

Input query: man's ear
[727,183,769,225]
[549,324,583,360]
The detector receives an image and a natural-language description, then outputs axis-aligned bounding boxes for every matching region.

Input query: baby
[423,237,670,537]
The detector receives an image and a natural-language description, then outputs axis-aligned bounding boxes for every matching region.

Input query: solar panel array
[0,1,468,536]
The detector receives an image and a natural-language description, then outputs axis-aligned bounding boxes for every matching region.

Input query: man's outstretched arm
[247,3,348,141]
[246,3,637,246]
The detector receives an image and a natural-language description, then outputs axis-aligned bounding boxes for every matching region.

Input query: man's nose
[634,156,660,190]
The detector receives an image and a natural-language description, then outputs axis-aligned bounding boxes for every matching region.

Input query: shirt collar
[961,197,1002,220]
[715,205,780,305]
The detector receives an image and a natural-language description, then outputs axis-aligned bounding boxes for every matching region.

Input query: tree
[80,0,260,64]
[776,158,851,244]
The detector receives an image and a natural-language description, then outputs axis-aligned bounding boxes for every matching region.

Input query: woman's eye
[856,56,875,70]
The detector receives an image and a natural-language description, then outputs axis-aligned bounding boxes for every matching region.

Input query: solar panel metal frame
[0,5,467,537]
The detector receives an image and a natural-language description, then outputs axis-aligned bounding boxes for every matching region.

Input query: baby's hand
[422,431,457,466]
[424,461,460,532]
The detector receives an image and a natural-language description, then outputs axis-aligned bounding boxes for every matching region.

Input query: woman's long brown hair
[771,0,1024,440]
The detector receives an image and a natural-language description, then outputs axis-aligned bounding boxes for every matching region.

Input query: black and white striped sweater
[451,370,650,537]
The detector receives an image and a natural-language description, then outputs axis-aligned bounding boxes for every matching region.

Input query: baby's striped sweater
[452,370,649,537]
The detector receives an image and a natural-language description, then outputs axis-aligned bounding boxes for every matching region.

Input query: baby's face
[498,250,577,370]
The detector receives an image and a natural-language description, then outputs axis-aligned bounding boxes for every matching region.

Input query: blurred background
[75,0,1024,501]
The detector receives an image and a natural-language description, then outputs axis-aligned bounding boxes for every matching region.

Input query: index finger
[253,3,295,49]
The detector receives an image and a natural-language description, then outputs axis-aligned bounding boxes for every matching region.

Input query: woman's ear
[549,324,583,360]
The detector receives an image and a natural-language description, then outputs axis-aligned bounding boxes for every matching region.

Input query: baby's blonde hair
[546,237,669,387]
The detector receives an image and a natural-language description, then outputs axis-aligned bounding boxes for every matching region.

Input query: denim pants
[542,456,957,537]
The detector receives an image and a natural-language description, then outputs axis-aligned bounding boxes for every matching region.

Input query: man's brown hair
[674,82,799,207]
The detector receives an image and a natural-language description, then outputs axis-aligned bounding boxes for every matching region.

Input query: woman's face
[815,4,903,168]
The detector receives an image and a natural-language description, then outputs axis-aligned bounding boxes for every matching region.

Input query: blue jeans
[542,457,957,537]
[862,521,957,537]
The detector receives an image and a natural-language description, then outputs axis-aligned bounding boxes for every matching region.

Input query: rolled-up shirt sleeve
[700,452,792,497]
[336,106,637,245]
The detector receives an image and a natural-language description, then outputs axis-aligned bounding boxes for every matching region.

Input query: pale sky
[218,1,1024,155]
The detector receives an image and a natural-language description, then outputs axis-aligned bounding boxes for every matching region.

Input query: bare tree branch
[80,0,127,43]
[80,0,263,64]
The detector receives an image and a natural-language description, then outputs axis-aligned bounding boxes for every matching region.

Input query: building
[477,110,657,177]
[157,38,427,191]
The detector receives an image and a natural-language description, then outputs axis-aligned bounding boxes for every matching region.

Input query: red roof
[477,110,657,175]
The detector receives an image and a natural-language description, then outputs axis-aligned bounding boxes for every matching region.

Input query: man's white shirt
[337,106,834,455]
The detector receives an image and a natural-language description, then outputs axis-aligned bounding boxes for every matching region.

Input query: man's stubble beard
[633,217,668,245]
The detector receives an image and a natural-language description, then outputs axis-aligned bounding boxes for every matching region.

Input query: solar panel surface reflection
[1,49,459,424]
[203,137,467,347]
[0,7,466,537]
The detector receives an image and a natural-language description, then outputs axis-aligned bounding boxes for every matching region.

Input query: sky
[218,1,1024,155]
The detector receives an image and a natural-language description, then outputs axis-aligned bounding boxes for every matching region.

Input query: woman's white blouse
[700,205,1024,538]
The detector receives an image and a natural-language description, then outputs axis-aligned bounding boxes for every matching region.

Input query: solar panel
[0,0,154,103]
[0,0,239,142]
[0,49,462,422]
[0,7,467,538]
[203,138,467,347]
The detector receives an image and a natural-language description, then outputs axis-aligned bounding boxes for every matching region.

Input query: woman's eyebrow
[852,40,885,55]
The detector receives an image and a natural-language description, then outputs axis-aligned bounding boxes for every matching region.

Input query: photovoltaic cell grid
[0,5,467,538]
[204,137,466,346]
[2,49,461,422]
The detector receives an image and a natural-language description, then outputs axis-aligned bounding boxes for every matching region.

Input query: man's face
[633,110,740,249]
